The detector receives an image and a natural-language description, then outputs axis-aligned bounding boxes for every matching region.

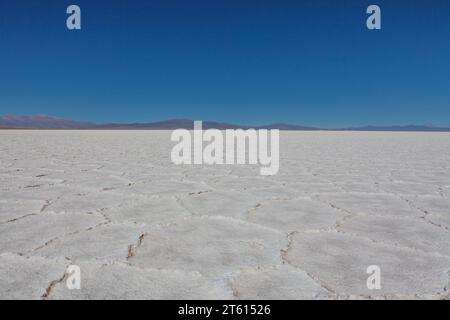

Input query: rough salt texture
[0,130,450,299]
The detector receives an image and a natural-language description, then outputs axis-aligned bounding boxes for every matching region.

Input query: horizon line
[1,114,450,132]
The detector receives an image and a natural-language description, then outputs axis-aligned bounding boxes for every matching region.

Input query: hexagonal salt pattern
[1,130,450,299]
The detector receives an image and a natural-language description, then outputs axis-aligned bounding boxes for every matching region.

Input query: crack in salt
[126,232,148,260]
[0,213,38,225]
[41,267,70,300]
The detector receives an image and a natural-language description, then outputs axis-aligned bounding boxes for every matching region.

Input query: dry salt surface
[1,130,450,300]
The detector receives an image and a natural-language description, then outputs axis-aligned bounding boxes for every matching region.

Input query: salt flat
[1,130,450,299]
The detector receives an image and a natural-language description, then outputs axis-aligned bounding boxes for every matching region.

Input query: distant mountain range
[0,115,95,129]
[1,115,450,132]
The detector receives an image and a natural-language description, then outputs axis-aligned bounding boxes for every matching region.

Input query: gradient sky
[0,0,449,127]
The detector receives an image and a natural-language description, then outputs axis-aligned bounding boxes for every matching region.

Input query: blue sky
[0,0,449,127]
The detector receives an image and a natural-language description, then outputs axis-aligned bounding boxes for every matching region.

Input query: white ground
[0,130,450,300]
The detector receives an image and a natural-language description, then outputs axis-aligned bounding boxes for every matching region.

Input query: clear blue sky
[0,0,449,127]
